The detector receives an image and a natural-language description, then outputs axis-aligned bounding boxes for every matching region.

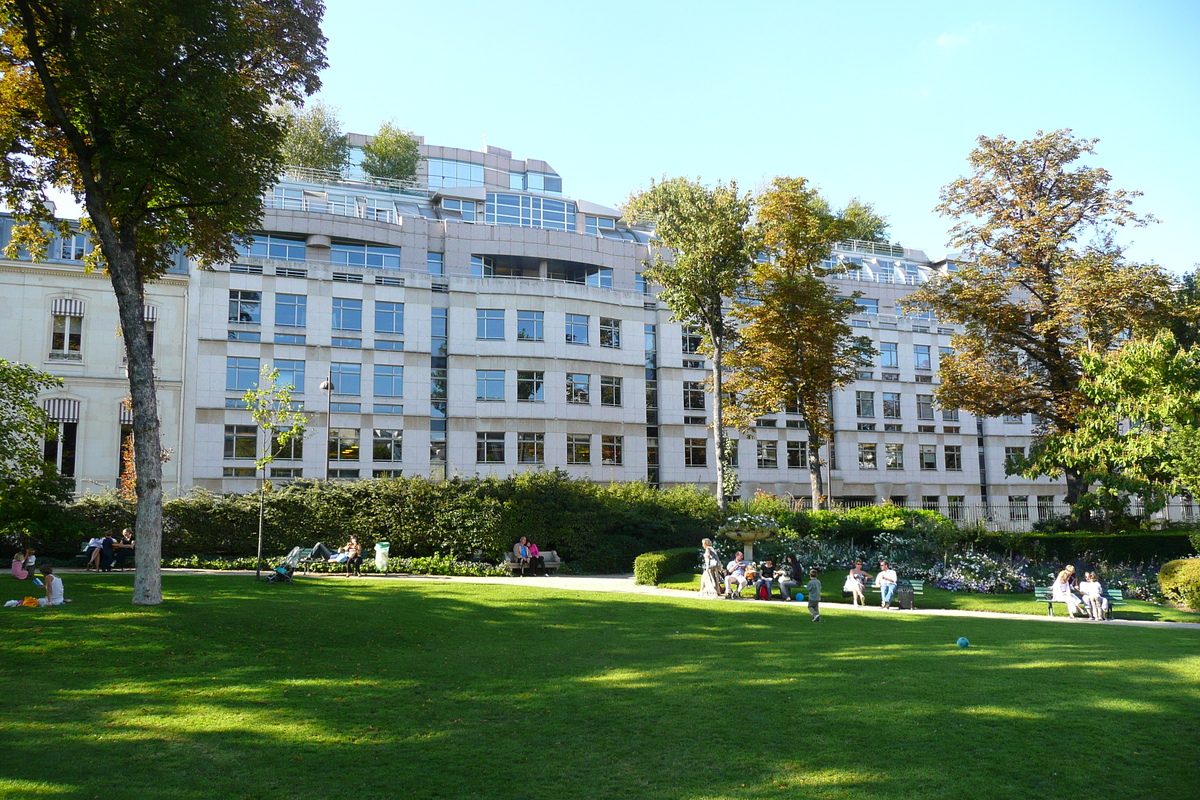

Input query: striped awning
[42,397,80,422]
[51,298,85,317]
[119,401,133,425]
[143,306,158,322]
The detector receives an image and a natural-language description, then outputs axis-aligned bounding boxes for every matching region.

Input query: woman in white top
[1078,571,1110,620]
[38,567,66,606]
[843,560,873,606]
[1051,565,1086,618]
[699,538,722,598]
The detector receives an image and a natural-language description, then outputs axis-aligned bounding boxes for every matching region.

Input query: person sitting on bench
[1051,565,1087,618]
[724,552,748,598]
[755,558,777,599]
[1078,570,1110,620]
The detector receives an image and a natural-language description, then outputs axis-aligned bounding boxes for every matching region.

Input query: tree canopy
[361,120,422,183]
[724,178,874,509]
[0,359,60,479]
[904,129,1173,506]
[623,177,758,513]
[278,98,349,174]
[0,0,326,604]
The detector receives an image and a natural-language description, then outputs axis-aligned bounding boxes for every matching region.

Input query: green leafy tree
[0,359,60,479]
[623,177,758,513]
[1166,269,1199,351]
[0,0,326,604]
[279,98,349,174]
[1027,332,1200,511]
[839,197,889,243]
[243,366,307,580]
[724,178,874,510]
[904,130,1173,508]
[361,120,422,183]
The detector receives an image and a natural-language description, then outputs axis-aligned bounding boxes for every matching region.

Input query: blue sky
[317,0,1199,272]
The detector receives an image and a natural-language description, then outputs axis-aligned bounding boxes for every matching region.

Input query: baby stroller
[265,547,304,584]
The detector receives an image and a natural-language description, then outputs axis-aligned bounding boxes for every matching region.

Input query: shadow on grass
[1,574,1197,800]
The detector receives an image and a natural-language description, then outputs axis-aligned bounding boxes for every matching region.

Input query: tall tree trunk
[809,439,826,511]
[1064,467,1090,525]
[103,228,164,605]
[712,344,727,514]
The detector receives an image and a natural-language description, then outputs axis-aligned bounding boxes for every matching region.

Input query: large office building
[1,134,1073,524]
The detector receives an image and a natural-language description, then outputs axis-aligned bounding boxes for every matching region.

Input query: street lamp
[319,377,335,481]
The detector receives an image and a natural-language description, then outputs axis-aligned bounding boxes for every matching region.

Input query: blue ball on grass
[794,592,804,602]
[956,637,970,648]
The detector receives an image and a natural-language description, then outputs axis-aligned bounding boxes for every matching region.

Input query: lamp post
[319,377,334,481]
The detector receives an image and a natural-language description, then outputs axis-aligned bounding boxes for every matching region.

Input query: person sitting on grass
[11,551,29,581]
[777,555,800,601]
[755,557,776,600]
[724,552,748,599]
[1052,565,1087,618]
[38,566,69,606]
[1078,571,1110,621]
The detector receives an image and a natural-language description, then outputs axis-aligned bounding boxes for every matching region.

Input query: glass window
[942,407,959,422]
[476,432,505,463]
[274,359,305,393]
[485,193,577,232]
[271,432,303,461]
[372,429,403,462]
[331,243,400,270]
[1004,446,1024,468]
[919,444,937,471]
[518,433,544,464]
[565,313,589,345]
[1004,414,1024,424]
[332,298,362,332]
[228,290,261,324]
[681,326,703,354]
[883,392,901,419]
[50,315,83,356]
[600,376,623,407]
[914,345,931,370]
[226,357,259,392]
[477,309,505,340]
[329,428,360,462]
[758,440,779,469]
[939,346,954,365]
[1008,495,1030,521]
[442,197,477,222]
[330,362,361,395]
[237,234,306,262]
[59,232,91,260]
[1037,495,1056,517]
[859,443,878,470]
[880,342,898,368]
[585,267,613,288]
[855,298,879,315]
[566,373,590,404]
[600,317,621,348]
[684,438,707,467]
[586,216,616,236]
[223,425,256,460]
[426,252,444,276]
[787,440,808,469]
[517,310,543,341]
[946,445,963,471]
[917,395,934,420]
[276,294,306,328]
[374,365,403,397]
[476,370,505,401]
[635,273,648,294]
[517,371,544,402]
[885,443,904,470]
[725,440,739,468]
[601,435,623,466]
[856,391,875,417]
[375,301,404,335]
[567,434,591,465]
[428,158,484,188]
[947,496,965,521]
[683,381,706,411]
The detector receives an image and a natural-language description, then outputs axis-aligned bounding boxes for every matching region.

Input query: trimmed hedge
[163,553,506,577]
[1015,533,1195,564]
[633,547,699,586]
[1159,559,1200,610]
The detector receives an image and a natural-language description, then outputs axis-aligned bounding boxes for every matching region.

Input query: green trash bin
[374,542,390,574]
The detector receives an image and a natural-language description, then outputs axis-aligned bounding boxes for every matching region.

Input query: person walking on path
[700,538,722,598]
[807,569,822,622]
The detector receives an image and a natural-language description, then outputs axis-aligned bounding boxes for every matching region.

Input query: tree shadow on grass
[1,575,1197,800]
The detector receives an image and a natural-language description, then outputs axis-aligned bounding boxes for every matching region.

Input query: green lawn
[659,570,1200,623]
[2,573,1198,800]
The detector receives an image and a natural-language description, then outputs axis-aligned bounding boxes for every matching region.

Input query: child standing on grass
[807,569,822,622]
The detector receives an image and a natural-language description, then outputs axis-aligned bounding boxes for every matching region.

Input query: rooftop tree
[361,120,422,183]
[904,130,1172,510]
[0,0,326,604]
[278,98,349,174]
[624,177,757,513]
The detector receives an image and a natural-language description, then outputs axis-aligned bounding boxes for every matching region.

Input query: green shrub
[633,547,699,586]
[1158,558,1200,610]
[1190,531,1200,553]
[1016,533,1194,564]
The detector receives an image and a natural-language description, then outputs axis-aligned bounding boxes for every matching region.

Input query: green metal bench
[1033,586,1126,619]
[867,579,925,608]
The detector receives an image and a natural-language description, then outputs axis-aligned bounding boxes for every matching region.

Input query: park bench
[502,550,562,576]
[1033,586,1126,619]
[867,579,925,608]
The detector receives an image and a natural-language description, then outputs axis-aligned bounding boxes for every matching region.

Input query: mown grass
[658,570,1200,623]
[2,573,1198,800]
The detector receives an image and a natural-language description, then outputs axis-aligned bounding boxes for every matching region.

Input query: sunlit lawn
[659,570,1200,623]
[2,573,1198,800]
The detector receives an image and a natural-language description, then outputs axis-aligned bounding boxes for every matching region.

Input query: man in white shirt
[875,560,898,609]
[724,552,748,599]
